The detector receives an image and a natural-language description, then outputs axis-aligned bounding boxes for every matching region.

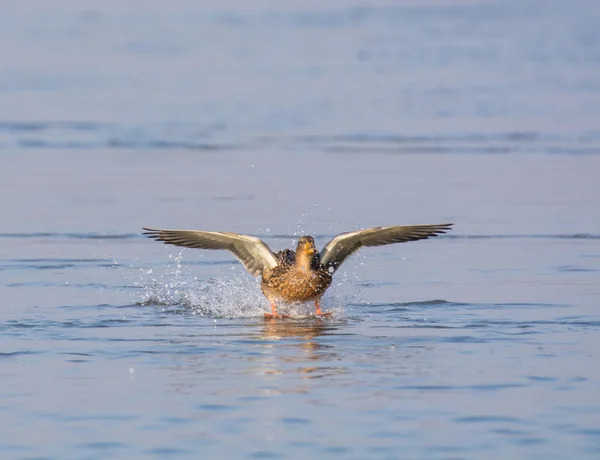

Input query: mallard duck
[142,223,453,318]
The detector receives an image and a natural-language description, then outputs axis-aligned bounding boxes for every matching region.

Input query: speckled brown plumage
[261,262,332,304]
[260,236,332,308]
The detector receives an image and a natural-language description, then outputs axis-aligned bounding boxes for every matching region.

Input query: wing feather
[319,223,453,272]
[142,228,278,276]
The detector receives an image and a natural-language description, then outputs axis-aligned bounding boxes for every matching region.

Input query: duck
[142,223,453,318]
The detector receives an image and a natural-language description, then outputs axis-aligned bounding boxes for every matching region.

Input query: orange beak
[303,244,316,255]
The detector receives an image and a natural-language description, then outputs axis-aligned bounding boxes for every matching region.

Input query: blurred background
[1,1,599,459]
[2,0,599,234]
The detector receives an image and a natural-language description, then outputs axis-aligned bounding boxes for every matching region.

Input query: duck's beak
[304,244,316,255]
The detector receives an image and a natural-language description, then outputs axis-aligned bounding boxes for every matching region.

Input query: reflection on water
[259,318,339,342]
[258,319,347,378]
[157,319,349,398]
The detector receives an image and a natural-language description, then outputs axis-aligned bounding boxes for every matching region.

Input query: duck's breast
[262,267,331,302]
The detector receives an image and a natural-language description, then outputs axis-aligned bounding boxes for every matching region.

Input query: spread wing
[319,223,453,273]
[142,228,278,276]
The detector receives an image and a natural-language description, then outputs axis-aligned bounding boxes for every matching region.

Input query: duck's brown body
[261,259,332,303]
[261,237,332,315]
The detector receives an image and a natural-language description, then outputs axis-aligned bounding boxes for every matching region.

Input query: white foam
[127,254,358,319]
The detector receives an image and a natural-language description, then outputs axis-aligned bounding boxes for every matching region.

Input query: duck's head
[296,236,317,257]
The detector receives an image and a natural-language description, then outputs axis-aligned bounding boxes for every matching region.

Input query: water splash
[125,253,357,319]
[292,202,320,244]
[139,275,267,318]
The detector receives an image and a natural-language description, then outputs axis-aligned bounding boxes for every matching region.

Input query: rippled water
[2,1,600,459]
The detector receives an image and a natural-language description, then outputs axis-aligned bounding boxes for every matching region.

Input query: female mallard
[143,223,453,318]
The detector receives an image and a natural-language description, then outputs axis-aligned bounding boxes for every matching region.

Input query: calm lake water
[2,1,600,459]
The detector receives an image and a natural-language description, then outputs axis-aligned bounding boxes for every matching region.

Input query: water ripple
[2,232,600,240]
[2,121,600,155]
